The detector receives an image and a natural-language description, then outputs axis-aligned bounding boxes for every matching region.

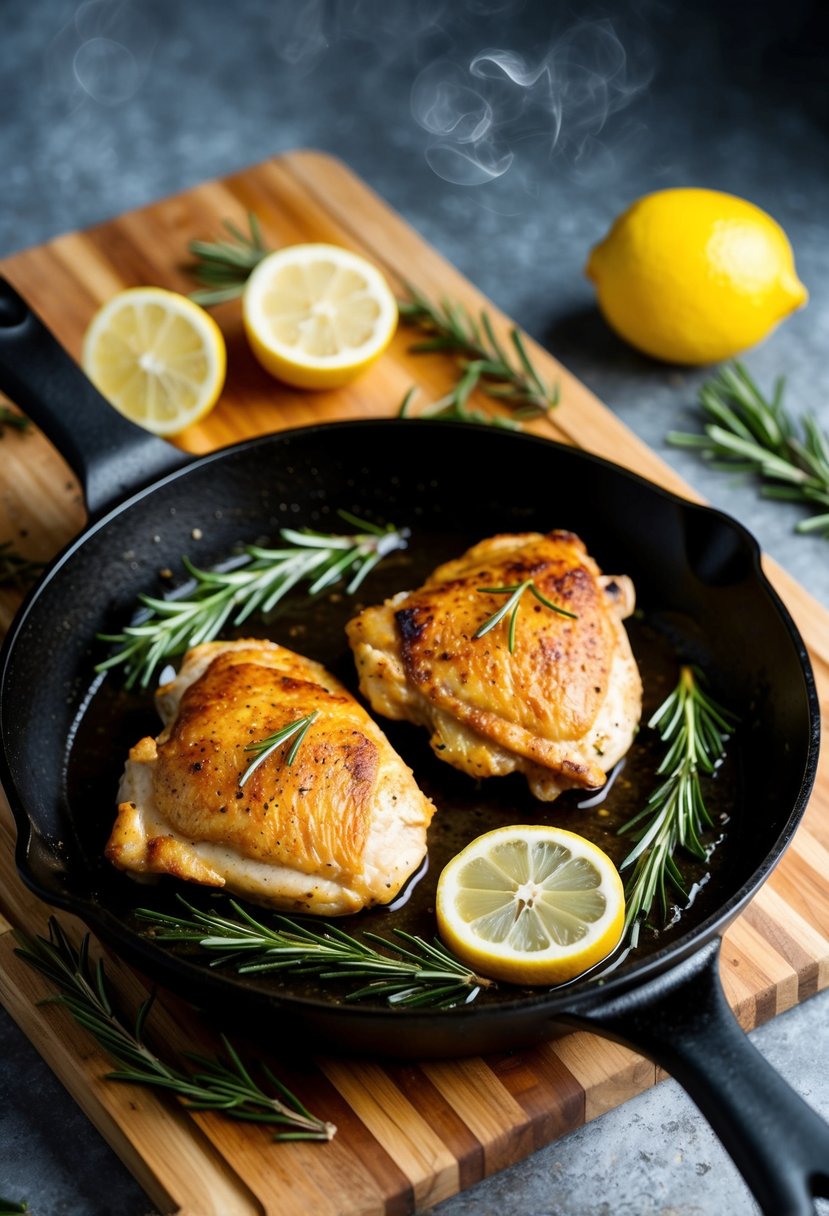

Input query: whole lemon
[585,188,807,365]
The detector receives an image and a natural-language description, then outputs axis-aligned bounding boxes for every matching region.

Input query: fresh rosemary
[96,512,409,689]
[15,918,335,1141]
[473,579,577,653]
[240,710,319,787]
[397,283,559,428]
[620,666,737,947]
[187,213,270,306]
[137,897,491,1009]
[0,1198,28,1215]
[668,362,829,538]
[0,404,30,436]
[0,541,45,589]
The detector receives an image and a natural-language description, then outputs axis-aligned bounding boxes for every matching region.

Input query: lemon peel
[586,187,807,365]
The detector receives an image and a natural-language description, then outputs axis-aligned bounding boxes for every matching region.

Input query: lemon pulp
[82,287,226,436]
[242,243,397,389]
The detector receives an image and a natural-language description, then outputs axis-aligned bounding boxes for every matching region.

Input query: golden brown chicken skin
[107,639,435,914]
[346,531,642,801]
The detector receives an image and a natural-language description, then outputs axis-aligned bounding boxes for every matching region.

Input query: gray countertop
[2,1,828,1213]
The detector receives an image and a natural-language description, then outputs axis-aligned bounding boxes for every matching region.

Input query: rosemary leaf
[15,918,335,1140]
[401,382,518,430]
[96,512,409,688]
[396,283,559,428]
[668,362,829,538]
[240,710,319,786]
[137,896,491,1009]
[187,214,270,306]
[0,405,30,436]
[0,541,45,589]
[620,667,737,946]
[473,579,577,653]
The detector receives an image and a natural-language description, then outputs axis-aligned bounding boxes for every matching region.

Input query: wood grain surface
[0,150,827,1216]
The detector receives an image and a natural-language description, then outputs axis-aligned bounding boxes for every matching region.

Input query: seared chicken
[346,531,642,801]
[107,639,435,915]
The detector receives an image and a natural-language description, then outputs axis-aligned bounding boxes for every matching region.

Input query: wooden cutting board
[0,151,827,1216]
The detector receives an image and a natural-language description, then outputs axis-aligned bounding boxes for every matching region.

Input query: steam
[411,61,512,185]
[411,21,650,186]
[46,0,156,109]
[272,0,330,71]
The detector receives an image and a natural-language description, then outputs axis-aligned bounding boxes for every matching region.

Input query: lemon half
[586,187,807,365]
[242,243,398,389]
[82,287,226,436]
[436,825,625,986]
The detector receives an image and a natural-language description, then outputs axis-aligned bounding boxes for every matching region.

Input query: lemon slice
[242,244,398,389]
[82,287,226,436]
[436,826,625,986]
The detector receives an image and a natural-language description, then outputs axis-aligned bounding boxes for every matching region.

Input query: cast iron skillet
[0,279,827,1213]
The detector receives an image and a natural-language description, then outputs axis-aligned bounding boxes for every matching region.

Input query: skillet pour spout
[0,278,826,1214]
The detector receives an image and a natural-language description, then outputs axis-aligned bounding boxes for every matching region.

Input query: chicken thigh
[107,639,435,915]
[346,531,642,801]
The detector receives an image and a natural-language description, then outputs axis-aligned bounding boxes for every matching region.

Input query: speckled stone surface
[1,1,828,1213]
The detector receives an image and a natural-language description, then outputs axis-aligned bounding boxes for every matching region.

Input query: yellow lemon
[242,243,398,389]
[585,188,807,365]
[436,825,625,986]
[82,287,226,436]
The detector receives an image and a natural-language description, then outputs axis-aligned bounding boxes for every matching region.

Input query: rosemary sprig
[473,579,577,652]
[0,541,45,589]
[15,918,335,1141]
[397,283,559,428]
[187,214,270,306]
[0,1198,28,1215]
[96,511,409,689]
[0,404,30,436]
[620,666,737,947]
[137,896,491,1009]
[668,362,829,538]
[240,710,319,786]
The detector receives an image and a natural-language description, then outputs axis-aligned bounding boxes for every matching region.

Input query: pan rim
[0,418,821,1023]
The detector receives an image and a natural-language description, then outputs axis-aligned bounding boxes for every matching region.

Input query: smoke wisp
[411,20,651,186]
[45,0,156,110]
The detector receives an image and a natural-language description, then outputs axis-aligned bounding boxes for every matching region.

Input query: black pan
[0,278,827,1214]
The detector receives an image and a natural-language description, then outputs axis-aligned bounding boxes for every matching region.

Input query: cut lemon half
[82,287,226,436]
[242,243,398,389]
[436,826,625,986]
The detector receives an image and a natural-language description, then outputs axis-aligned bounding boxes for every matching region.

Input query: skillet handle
[565,938,829,1215]
[0,276,192,518]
